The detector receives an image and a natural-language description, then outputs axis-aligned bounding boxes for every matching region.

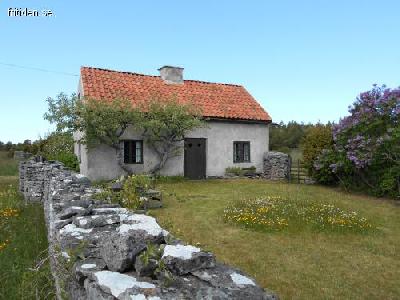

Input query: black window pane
[131,141,137,163]
[123,140,143,164]
[124,141,130,163]
[233,141,250,163]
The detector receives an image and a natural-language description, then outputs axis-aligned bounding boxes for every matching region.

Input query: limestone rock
[162,244,216,275]
[19,158,278,300]
[75,258,107,283]
[89,271,157,299]
[54,218,73,230]
[263,152,290,180]
[100,229,162,272]
[72,173,91,186]
[135,256,158,277]
[92,207,128,215]
[85,279,115,300]
[57,206,89,220]
[73,214,120,229]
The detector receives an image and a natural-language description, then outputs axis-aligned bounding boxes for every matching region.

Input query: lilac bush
[314,85,400,198]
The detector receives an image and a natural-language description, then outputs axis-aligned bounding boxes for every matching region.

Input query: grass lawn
[0,152,54,299]
[151,179,400,299]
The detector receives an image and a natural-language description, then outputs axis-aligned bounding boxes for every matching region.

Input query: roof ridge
[183,79,242,87]
[80,66,243,87]
[81,66,159,78]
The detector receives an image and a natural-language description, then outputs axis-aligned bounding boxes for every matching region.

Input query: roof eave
[205,117,272,125]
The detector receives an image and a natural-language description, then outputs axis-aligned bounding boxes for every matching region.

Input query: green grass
[0,151,19,176]
[151,179,400,299]
[289,148,303,162]
[223,196,374,233]
[0,156,54,298]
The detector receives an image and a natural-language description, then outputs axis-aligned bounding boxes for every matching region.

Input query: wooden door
[184,138,206,179]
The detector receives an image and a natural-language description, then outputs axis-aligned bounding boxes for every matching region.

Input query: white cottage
[74,66,272,180]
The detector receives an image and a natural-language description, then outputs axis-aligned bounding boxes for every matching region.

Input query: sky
[1,0,399,143]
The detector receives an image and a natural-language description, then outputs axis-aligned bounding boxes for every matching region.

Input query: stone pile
[19,159,278,300]
[263,152,290,180]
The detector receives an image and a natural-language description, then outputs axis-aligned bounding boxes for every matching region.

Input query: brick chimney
[158,66,184,84]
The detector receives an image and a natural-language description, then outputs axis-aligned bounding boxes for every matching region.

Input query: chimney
[158,66,184,84]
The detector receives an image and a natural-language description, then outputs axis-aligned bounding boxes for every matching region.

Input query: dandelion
[223,195,374,232]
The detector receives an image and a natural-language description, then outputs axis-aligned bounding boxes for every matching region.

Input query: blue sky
[1,0,399,143]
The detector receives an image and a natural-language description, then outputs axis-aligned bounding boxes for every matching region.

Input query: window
[233,141,250,163]
[123,140,143,164]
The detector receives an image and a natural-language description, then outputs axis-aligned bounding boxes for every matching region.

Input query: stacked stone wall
[19,159,278,300]
[263,152,290,180]
[13,150,32,160]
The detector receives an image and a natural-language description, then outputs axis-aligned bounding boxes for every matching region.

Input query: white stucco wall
[187,121,269,176]
[73,131,89,176]
[76,121,269,181]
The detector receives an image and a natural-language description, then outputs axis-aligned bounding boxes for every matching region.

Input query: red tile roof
[80,67,271,122]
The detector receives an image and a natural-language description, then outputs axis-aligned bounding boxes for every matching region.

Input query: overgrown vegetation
[0,166,53,298]
[152,179,400,299]
[93,174,154,210]
[0,151,19,176]
[44,92,205,174]
[307,85,400,198]
[39,132,79,171]
[225,166,256,176]
[301,123,333,174]
[137,97,205,173]
[0,133,78,171]
[120,175,152,209]
[225,166,244,176]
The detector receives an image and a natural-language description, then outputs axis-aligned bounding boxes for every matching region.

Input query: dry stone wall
[14,150,32,160]
[263,152,290,180]
[19,158,278,300]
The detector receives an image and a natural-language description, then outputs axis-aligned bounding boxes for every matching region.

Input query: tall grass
[0,160,54,298]
[0,151,19,176]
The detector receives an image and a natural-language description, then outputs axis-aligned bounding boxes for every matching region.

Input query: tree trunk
[149,150,169,175]
[113,144,133,175]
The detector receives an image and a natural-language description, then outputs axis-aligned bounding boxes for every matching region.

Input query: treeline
[269,121,332,153]
[0,133,79,171]
[270,84,399,199]
[0,140,40,154]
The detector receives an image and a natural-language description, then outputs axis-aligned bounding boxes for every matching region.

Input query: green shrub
[301,124,333,174]
[40,132,79,171]
[93,175,155,210]
[153,175,186,183]
[275,146,291,154]
[92,187,121,205]
[120,175,153,210]
[311,85,400,198]
[225,167,244,176]
[225,166,257,177]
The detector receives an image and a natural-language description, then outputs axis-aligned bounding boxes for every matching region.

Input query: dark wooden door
[184,138,206,179]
